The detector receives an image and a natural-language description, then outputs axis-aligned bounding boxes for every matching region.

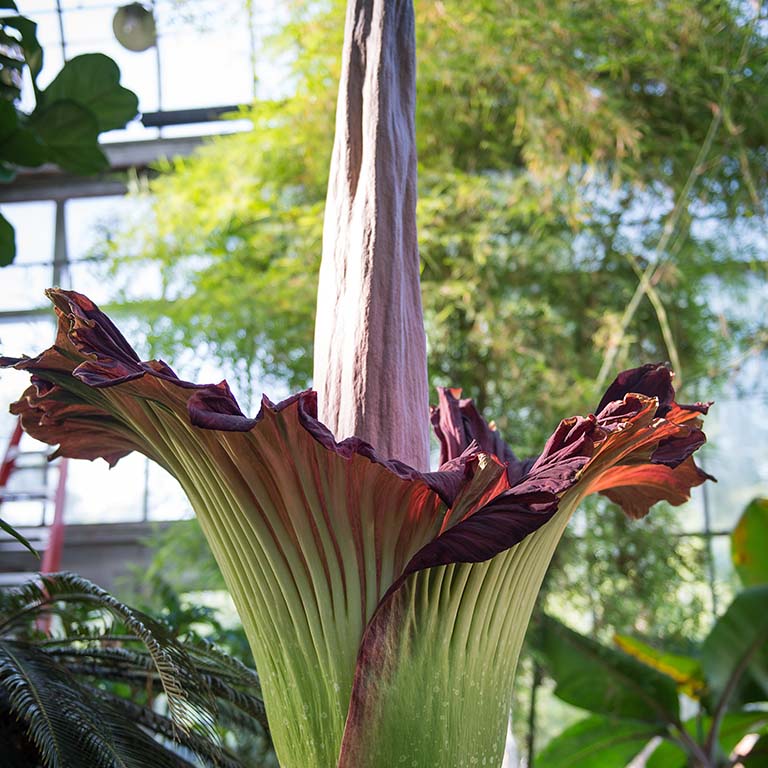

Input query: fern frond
[1,574,272,765]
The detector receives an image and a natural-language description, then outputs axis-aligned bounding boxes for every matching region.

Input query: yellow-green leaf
[733,498,768,587]
[614,634,706,698]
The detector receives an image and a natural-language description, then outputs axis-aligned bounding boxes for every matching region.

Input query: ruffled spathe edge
[2,290,476,506]
[2,289,713,565]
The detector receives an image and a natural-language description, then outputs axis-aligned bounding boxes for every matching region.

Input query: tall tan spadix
[313,0,430,472]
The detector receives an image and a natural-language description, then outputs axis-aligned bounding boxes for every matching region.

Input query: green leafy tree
[97,2,767,759]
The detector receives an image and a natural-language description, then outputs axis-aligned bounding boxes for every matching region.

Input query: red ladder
[0,416,69,574]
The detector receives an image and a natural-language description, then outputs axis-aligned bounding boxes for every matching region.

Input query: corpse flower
[1,2,712,767]
[1,292,711,767]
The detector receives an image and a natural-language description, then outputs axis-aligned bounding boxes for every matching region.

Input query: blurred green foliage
[732,497,768,587]
[534,501,768,767]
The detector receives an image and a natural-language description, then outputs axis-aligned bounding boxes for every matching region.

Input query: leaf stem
[669,722,713,767]
[704,628,768,761]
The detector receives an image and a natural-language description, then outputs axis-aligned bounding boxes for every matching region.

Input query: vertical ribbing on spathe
[313,0,431,472]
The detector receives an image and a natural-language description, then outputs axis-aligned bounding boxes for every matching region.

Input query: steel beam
[0,135,206,203]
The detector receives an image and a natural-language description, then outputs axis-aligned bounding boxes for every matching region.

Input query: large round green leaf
[733,499,768,587]
[701,586,768,711]
[39,53,138,132]
[0,125,46,167]
[534,614,680,723]
[537,715,661,768]
[27,100,108,174]
[0,211,15,266]
[0,101,46,168]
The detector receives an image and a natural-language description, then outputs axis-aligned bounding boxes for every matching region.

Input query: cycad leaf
[1,573,270,767]
[90,688,244,768]
[0,639,93,767]
[0,516,38,557]
[0,639,190,768]
[52,641,268,732]
[1,573,220,746]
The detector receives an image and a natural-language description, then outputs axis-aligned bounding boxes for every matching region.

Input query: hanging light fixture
[112,3,156,52]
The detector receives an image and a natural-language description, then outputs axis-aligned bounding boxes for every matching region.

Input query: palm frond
[182,634,262,690]
[1,573,273,766]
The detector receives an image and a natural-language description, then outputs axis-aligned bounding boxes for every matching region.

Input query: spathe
[2,289,711,767]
